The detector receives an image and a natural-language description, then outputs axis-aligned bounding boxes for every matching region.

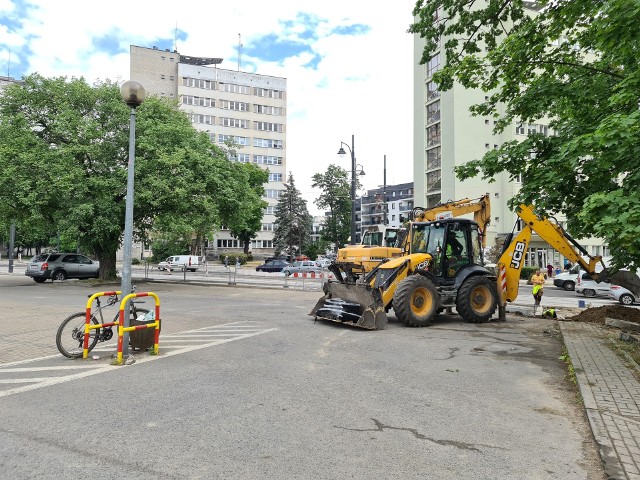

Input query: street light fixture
[120,80,145,356]
[338,135,365,245]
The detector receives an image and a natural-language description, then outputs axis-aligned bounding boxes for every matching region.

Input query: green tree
[226,163,269,255]
[312,165,352,250]
[273,173,313,257]
[411,0,640,270]
[0,74,255,278]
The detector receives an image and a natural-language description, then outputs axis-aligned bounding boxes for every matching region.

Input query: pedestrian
[546,263,553,278]
[531,269,546,308]
[224,256,229,268]
[203,256,208,276]
[236,258,241,269]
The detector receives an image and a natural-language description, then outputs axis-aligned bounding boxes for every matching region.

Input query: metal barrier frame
[82,291,121,359]
[116,292,161,364]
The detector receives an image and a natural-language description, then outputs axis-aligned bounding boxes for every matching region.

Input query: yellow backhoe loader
[334,194,492,282]
[310,204,616,330]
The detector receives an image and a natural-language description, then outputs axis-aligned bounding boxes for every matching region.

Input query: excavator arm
[409,194,492,249]
[497,205,607,304]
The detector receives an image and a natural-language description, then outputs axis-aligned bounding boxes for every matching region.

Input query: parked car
[575,273,611,298]
[282,260,322,276]
[315,258,333,268]
[609,285,637,305]
[255,260,289,273]
[25,253,100,283]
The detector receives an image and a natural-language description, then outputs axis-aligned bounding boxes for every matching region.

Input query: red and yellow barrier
[82,291,121,359]
[116,292,161,364]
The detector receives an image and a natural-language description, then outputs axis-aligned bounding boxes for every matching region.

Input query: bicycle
[55,291,150,359]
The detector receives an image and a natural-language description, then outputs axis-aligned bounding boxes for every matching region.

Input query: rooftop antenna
[174,22,178,51]
[238,33,242,71]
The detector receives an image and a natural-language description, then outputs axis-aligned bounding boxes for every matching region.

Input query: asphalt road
[0,274,605,479]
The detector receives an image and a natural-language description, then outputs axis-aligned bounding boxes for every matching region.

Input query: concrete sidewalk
[561,322,640,480]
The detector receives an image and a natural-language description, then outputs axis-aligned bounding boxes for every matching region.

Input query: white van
[553,264,581,291]
[553,258,611,291]
[157,255,200,272]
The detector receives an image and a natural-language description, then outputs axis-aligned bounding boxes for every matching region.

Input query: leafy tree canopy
[0,74,262,278]
[273,173,312,257]
[312,165,352,249]
[410,0,640,270]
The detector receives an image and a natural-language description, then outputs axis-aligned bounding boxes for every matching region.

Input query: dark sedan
[255,260,289,273]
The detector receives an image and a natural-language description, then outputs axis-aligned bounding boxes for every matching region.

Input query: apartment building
[360,182,414,232]
[130,45,286,257]
[412,15,608,269]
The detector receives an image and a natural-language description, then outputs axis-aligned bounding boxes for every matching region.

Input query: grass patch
[558,344,583,405]
[606,334,640,382]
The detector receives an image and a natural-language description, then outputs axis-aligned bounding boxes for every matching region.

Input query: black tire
[51,270,67,282]
[393,275,438,327]
[582,289,596,298]
[619,294,635,305]
[33,278,46,283]
[56,312,99,358]
[563,281,575,291]
[456,276,498,323]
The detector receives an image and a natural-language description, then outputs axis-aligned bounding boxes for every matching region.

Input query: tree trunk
[98,251,118,281]
[243,239,250,255]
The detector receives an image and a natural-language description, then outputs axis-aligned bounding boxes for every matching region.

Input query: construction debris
[563,305,639,325]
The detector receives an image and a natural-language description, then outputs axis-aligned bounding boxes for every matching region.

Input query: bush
[521,266,539,281]
[131,258,141,265]
[218,253,248,265]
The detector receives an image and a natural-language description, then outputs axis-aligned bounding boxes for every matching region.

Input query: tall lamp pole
[383,154,387,226]
[120,80,145,356]
[338,135,357,245]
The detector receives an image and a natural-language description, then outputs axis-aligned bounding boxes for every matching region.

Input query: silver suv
[25,253,100,283]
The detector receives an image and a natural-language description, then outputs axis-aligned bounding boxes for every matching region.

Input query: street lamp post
[120,80,145,356]
[337,135,364,245]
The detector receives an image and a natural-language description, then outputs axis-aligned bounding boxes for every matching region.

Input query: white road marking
[0,322,276,399]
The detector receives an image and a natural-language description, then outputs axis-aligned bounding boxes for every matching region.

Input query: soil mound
[564,305,640,325]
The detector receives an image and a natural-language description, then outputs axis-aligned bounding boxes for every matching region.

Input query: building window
[189,113,214,125]
[220,117,249,128]
[426,101,440,124]
[183,95,215,107]
[254,121,283,132]
[228,153,250,163]
[183,77,215,90]
[254,105,284,115]
[261,223,275,231]
[268,173,283,182]
[254,155,283,165]
[427,81,440,100]
[254,88,284,99]
[220,100,250,111]
[254,138,284,149]
[427,124,441,147]
[264,206,277,215]
[427,53,440,77]
[427,147,441,170]
[427,170,441,191]
[265,189,283,198]
[218,134,250,146]
[220,83,251,94]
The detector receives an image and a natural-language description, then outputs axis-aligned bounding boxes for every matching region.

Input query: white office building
[130,45,286,257]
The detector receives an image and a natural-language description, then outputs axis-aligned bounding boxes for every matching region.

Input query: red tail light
[41,262,48,271]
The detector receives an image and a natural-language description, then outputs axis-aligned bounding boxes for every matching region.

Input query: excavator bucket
[608,270,640,297]
[309,281,388,330]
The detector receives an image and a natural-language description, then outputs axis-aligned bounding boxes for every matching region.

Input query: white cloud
[1,0,416,214]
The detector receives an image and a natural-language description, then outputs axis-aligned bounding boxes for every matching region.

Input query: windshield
[362,232,383,246]
[411,223,446,255]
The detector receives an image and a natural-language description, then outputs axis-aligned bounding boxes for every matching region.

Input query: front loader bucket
[309,281,388,330]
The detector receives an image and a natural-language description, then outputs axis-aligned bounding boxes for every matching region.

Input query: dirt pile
[564,305,640,325]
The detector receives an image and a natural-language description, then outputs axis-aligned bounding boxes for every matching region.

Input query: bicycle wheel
[56,312,100,359]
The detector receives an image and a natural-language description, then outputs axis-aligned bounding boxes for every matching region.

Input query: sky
[0,0,416,215]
